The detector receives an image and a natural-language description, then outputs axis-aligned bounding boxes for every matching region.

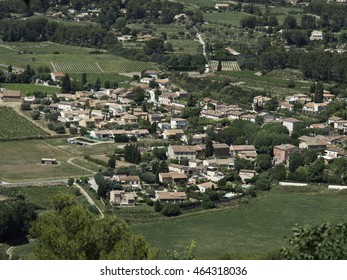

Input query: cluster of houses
[1,69,346,208]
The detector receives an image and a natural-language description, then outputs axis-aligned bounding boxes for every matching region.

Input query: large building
[273,144,298,165]
[167,145,199,160]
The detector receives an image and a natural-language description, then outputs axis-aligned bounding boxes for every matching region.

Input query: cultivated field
[167,39,201,54]
[132,187,347,259]
[210,61,241,71]
[1,83,60,95]
[215,70,311,97]
[0,107,48,139]
[0,41,158,78]
[203,11,248,26]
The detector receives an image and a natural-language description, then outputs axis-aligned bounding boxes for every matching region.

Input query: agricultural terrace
[209,61,241,71]
[0,138,121,181]
[0,107,48,139]
[133,187,347,259]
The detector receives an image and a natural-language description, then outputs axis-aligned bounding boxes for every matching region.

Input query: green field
[0,185,78,210]
[175,0,217,8]
[203,11,248,26]
[0,41,158,78]
[0,107,48,139]
[1,83,60,95]
[0,138,122,181]
[167,39,201,54]
[215,70,310,97]
[132,187,347,259]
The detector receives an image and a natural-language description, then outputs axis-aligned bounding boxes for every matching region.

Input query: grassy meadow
[132,187,347,259]
[0,137,121,181]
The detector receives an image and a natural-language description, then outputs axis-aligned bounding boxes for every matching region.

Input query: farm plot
[98,60,159,73]
[167,39,201,54]
[0,107,48,139]
[52,61,102,74]
[209,61,241,71]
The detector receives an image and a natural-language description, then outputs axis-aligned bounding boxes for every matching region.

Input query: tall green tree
[281,222,347,260]
[205,137,214,158]
[61,74,71,93]
[30,194,157,260]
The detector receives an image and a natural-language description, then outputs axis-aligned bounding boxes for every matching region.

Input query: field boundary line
[95,62,105,73]
[50,62,57,72]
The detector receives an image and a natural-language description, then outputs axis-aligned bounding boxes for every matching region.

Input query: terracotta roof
[157,191,187,200]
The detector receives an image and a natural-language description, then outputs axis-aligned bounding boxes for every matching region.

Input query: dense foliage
[30,194,157,259]
[0,200,37,242]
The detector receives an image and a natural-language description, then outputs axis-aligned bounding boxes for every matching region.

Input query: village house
[144,70,160,79]
[213,143,230,159]
[113,175,141,189]
[2,89,22,102]
[148,113,162,123]
[50,72,65,82]
[323,147,346,160]
[253,96,272,107]
[203,158,234,169]
[167,145,198,160]
[215,3,229,10]
[155,78,170,89]
[181,133,207,145]
[203,166,225,182]
[310,30,323,41]
[298,135,330,150]
[333,120,347,133]
[79,118,96,128]
[302,102,327,114]
[310,123,328,129]
[282,117,302,134]
[158,92,180,105]
[273,144,298,165]
[168,163,199,176]
[158,122,171,130]
[239,169,257,183]
[323,92,335,102]
[155,191,187,203]
[58,102,75,111]
[159,172,188,185]
[200,110,226,120]
[110,190,136,207]
[328,116,342,126]
[197,181,218,193]
[279,101,294,111]
[285,93,310,104]
[240,114,256,123]
[229,145,257,161]
[170,118,188,129]
[162,129,185,140]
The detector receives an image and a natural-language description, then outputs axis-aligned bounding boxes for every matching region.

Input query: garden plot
[209,61,241,71]
[52,61,102,74]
